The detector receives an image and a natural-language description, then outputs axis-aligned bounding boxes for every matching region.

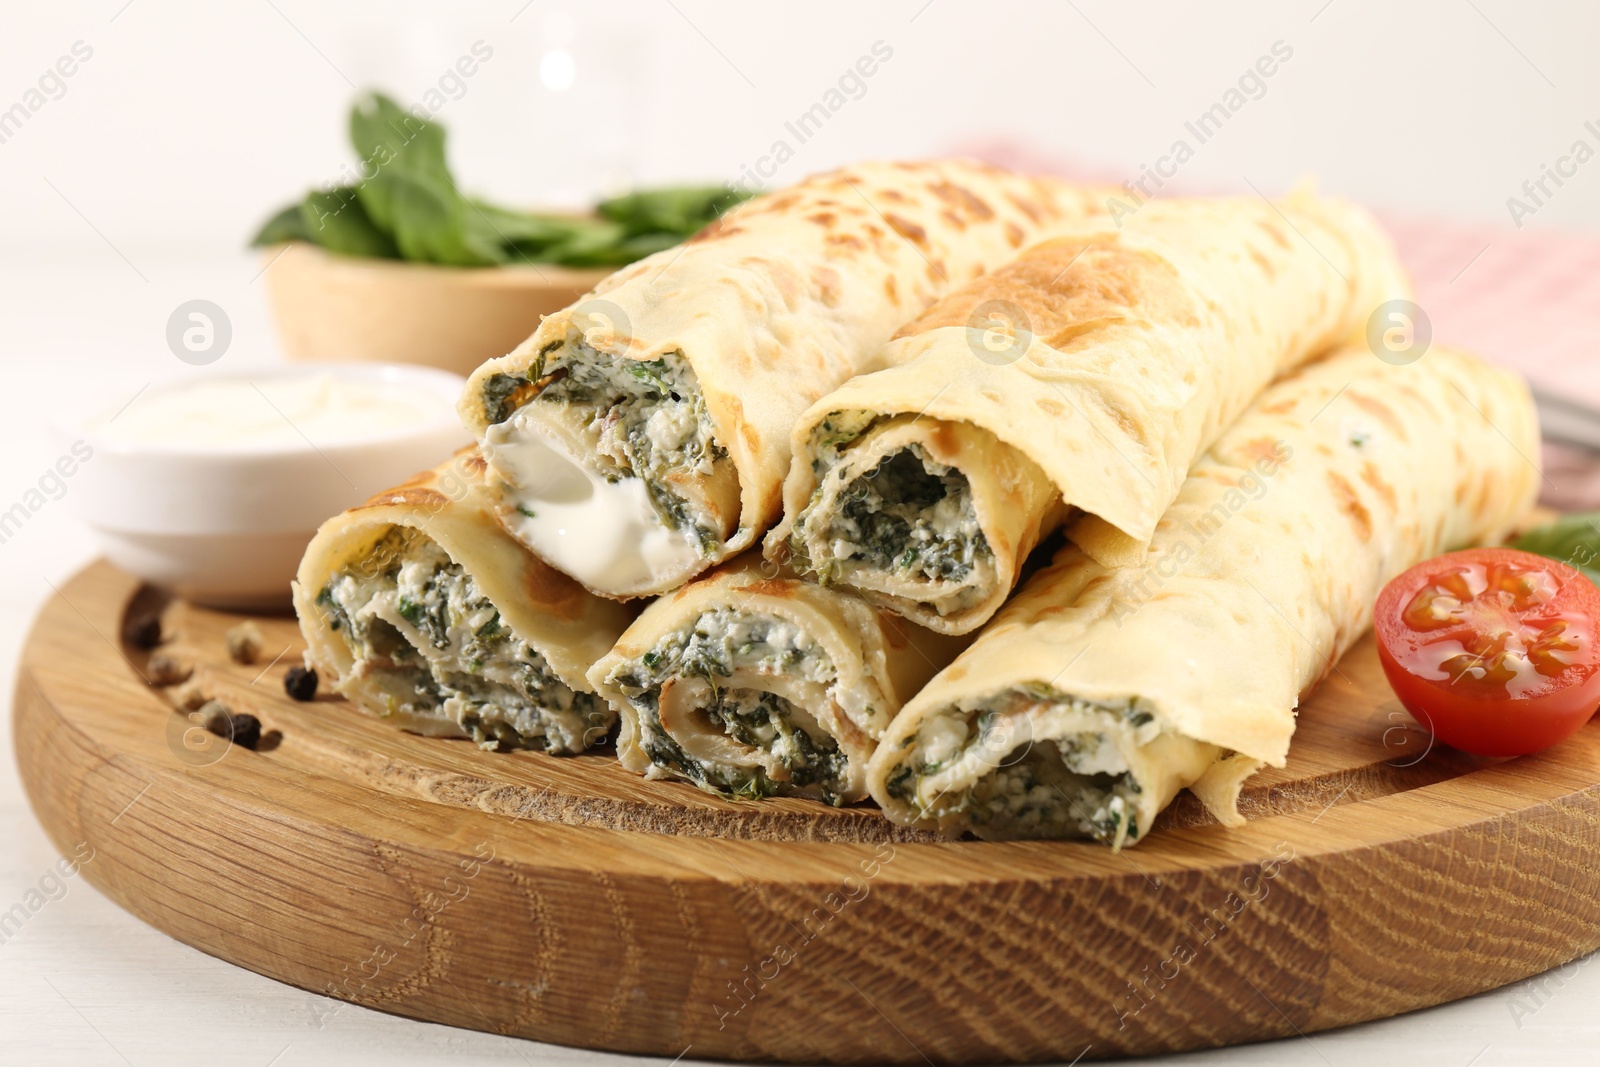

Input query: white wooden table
[1,255,1595,1066]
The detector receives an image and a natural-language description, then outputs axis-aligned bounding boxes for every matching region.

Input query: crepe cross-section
[587,560,967,804]
[459,160,1106,600]
[770,192,1409,634]
[866,344,1540,846]
[293,452,637,753]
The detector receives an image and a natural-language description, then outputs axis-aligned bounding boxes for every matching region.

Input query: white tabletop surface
[1,253,1596,1067]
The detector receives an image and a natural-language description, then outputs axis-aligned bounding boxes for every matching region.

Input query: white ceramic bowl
[53,363,472,610]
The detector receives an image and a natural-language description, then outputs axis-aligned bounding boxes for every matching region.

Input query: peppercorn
[229,713,263,750]
[283,665,318,702]
[225,622,264,665]
[147,651,193,687]
[194,700,232,736]
[172,682,210,712]
[193,700,262,751]
[124,612,162,650]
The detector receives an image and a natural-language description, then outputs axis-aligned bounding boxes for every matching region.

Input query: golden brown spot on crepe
[1360,461,1398,510]
[926,259,949,283]
[1240,436,1285,464]
[884,213,930,251]
[880,188,909,202]
[1256,218,1292,250]
[811,265,843,307]
[523,559,587,621]
[361,487,448,510]
[1006,194,1044,224]
[1097,399,1142,444]
[1327,471,1373,541]
[765,259,803,309]
[891,235,1199,352]
[806,211,837,228]
[925,421,961,463]
[1249,246,1277,279]
[762,192,801,214]
[1004,221,1025,248]
[941,209,967,232]
[1258,399,1297,416]
[943,665,968,683]
[739,579,799,600]
[884,274,900,305]
[826,232,865,253]
[1037,396,1065,416]
[1315,443,1335,458]
[687,217,743,244]
[1350,393,1408,439]
[929,180,995,221]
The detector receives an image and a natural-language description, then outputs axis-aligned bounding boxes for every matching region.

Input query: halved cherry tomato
[1374,547,1600,757]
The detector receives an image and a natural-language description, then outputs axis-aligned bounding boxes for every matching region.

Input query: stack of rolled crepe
[295,159,1101,756]
[457,160,1107,599]
[770,191,1409,633]
[290,159,1542,853]
[865,344,1538,845]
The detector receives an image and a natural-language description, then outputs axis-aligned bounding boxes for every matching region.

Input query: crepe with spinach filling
[868,345,1540,845]
[588,560,967,804]
[293,453,636,753]
[460,160,1107,599]
[771,192,1411,635]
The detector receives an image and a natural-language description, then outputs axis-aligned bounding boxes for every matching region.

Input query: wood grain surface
[14,560,1600,1063]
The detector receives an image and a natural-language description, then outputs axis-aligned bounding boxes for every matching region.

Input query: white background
[2,1,1599,1064]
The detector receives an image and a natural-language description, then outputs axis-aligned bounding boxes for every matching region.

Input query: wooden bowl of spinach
[253,93,748,377]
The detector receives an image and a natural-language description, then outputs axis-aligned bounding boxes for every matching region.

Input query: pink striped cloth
[960,142,1600,509]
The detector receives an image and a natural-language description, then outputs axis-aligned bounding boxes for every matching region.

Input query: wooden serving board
[15,560,1600,1063]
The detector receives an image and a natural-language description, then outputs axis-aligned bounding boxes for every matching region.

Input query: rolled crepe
[770,192,1409,634]
[866,344,1539,846]
[588,559,967,804]
[459,160,1105,599]
[293,452,636,754]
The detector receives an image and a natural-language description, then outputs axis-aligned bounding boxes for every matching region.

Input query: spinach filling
[484,335,729,554]
[887,689,1153,845]
[821,445,991,585]
[607,610,850,805]
[319,528,611,753]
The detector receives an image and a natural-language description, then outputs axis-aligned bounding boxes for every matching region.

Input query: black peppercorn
[229,713,263,750]
[194,701,262,751]
[283,665,318,702]
[124,612,162,650]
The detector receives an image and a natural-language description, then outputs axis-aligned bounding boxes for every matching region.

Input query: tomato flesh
[1374,547,1600,757]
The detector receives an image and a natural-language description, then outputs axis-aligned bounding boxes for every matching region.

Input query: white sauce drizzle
[483,406,700,593]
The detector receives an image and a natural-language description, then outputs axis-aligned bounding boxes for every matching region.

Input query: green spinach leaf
[298,187,399,258]
[250,202,312,246]
[247,93,752,268]
[1510,512,1600,585]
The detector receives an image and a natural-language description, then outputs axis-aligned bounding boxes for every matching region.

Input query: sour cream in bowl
[54,364,471,609]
